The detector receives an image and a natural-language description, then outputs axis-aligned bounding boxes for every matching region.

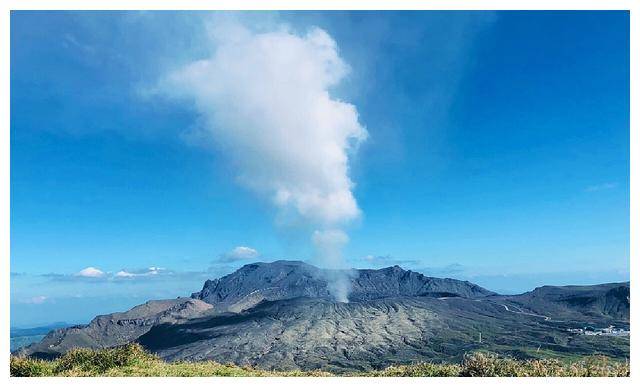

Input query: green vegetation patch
[10,344,630,377]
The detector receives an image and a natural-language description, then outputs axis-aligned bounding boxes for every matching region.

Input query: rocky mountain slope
[16,261,630,371]
[17,298,212,359]
[191,261,495,312]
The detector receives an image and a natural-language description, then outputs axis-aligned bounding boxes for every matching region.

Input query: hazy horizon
[11,258,629,328]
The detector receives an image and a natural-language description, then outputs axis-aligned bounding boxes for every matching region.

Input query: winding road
[499,303,554,322]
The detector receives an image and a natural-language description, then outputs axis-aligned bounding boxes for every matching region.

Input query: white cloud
[43,266,209,284]
[25,296,48,304]
[115,270,136,278]
[115,267,166,278]
[75,267,105,278]
[360,254,418,267]
[585,182,617,192]
[154,19,367,227]
[221,246,260,261]
[62,33,96,55]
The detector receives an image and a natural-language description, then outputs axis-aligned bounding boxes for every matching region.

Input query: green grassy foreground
[10,343,629,377]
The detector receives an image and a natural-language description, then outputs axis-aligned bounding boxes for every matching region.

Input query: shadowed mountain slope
[15,298,212,359]
[503,282,630,321]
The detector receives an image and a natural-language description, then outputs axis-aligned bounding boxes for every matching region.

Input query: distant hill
[11,322,71,338]
[16,261,630,372]
[10,322,73,352]
[503,282,630,321]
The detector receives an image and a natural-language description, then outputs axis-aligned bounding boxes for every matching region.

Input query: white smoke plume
[312,229,353,302]
[154,18,366,302]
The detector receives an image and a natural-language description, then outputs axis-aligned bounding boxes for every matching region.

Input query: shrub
[10,357,54,377]
[9,346,629,377]
[458,352,630,377]
[460,352,522,376]
[373,362,462,377]
[54,343,154,374]
[566,355,629,377]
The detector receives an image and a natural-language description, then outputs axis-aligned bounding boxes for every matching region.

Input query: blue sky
[10,11,629,327]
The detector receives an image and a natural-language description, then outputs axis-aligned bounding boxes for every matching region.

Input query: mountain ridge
[191,260,495,312]
[16,261,630,371]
